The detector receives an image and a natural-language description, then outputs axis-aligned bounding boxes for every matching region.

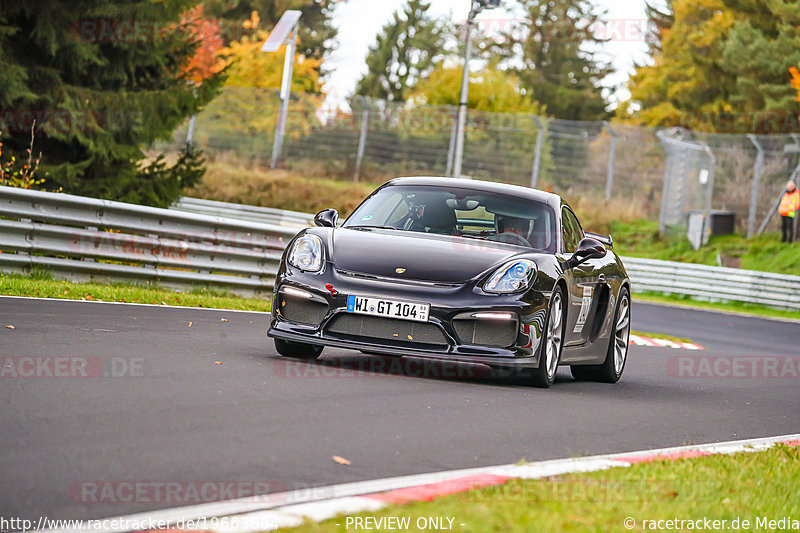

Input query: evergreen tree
[644,0,674,53]
[718,0,800,129]
[355,0,445,102]
[0,0,225,206]
[486,0,613,120]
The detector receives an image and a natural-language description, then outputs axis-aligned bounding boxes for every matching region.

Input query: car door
[559,206,603,348]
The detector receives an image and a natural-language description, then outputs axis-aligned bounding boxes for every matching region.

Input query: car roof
[384,176,563,210]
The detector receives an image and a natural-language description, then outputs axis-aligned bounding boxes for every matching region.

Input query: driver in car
[491,214,533,247]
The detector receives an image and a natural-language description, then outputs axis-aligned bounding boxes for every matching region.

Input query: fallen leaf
[161,301,168,306]
[188,321,193,328]
[6,325,15,329]
[220,318,228,322]
[332,455,351,466]
[214,361,223,365]
[86,295,94,300]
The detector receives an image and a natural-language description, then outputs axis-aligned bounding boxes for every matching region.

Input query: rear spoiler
[585,231,613,249]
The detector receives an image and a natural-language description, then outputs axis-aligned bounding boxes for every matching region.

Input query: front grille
[326,314,448,348]
[279,297,329,325]
[453,318,517,347]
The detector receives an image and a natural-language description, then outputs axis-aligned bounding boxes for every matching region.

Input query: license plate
[346,295,430,323]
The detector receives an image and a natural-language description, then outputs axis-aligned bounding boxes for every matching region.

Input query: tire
[274,338,323,360]
[570,287,631,383]
[530,286,566,388]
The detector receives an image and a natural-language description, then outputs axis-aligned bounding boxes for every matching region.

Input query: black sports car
[268,177,631,387]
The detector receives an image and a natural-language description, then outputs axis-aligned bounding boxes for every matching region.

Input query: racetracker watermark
[0,356,145,378]
[271,357,492,380]
[667,355,800,379]
[468,479,715,502]
[464,17,647,42]
[69,480,334,505]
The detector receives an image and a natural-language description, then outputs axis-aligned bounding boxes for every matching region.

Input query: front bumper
[267,264,548,370]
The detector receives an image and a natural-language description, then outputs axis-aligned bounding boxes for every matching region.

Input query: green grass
[284,444,800,533]
[0,272,270,312]
[612,219,800,276]
[634,291,800,322]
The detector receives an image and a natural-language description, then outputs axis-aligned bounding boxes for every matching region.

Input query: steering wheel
[487,232,531,247]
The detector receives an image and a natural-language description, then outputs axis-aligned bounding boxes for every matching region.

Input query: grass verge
[285,444,800,533]
[629,330,695,344]
[0,272,270,312]
[634,291,800,322]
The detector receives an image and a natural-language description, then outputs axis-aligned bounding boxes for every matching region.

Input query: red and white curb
[629,333,704,350]
[49,433,800,533]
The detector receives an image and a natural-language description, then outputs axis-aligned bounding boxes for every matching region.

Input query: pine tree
[486,0,613,120]
[718,0,800,130]
[644,0,674,53]
[0,0,225,206]
[355,0,445,102]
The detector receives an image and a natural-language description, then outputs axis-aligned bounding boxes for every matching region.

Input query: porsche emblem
[395,267,406,274]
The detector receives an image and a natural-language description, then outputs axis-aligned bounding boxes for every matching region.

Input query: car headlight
[484,259,537,293]
[288,234,324,272]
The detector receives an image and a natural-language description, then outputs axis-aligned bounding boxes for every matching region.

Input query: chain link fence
[155,88,800,239]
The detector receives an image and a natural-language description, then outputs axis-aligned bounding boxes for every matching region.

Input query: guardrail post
[353,96,369,182]
[603,121,616,200]
[530,115,544,189]
[746,134,764,239]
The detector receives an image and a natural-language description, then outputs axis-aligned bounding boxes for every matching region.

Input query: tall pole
[746,134,764,239]
[270,23,298,169]
[452,3,475,178]
[603,121,617,201]
[530,115,544,188]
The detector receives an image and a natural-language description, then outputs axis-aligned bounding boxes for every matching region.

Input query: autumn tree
[355,0,445,102]
[0,0,225,206]
[189,11,324,155]
[202,0,339,75]
[623,0,800,133]
[410,64,544,114]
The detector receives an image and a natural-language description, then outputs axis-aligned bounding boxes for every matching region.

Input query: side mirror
[564,237,607,269]
[314,208,339,228]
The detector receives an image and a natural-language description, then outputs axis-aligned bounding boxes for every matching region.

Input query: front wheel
[571,287,631,383]
[274,338,323,360]
[530,287,565,388]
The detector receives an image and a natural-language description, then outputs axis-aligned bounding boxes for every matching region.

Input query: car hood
[329,228,530,283]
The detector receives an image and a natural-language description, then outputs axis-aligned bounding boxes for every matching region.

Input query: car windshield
[345,185,557,252]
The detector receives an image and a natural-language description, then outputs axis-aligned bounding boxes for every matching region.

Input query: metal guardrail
[1,186,797,310]
[621,256,800,311]
[0,186,300,296]
[172,197,313,228]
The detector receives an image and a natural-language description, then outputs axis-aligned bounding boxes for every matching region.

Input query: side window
[561,207,584,253]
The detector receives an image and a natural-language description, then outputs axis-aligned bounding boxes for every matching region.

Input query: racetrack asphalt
[1,296,798,522]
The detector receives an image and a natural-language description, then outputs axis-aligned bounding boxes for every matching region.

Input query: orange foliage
[180,5,226,86]
[790,66,800,103]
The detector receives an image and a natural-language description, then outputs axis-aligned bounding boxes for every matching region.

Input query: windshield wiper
[459,233,489,241]
[348,225,399,231]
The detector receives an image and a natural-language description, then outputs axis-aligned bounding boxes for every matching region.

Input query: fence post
[530,115,544,189]
[656,131,672,234]
[353,96,369,182]
[446,106,457,177]
[186,115,197,147]
[603,121,616,200]
[701,144,716,244]
[746,134,764,238]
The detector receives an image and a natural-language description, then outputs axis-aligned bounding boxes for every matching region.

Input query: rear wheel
[530,287,565,388]
[571,287,630,383]
[274,338,323,360]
